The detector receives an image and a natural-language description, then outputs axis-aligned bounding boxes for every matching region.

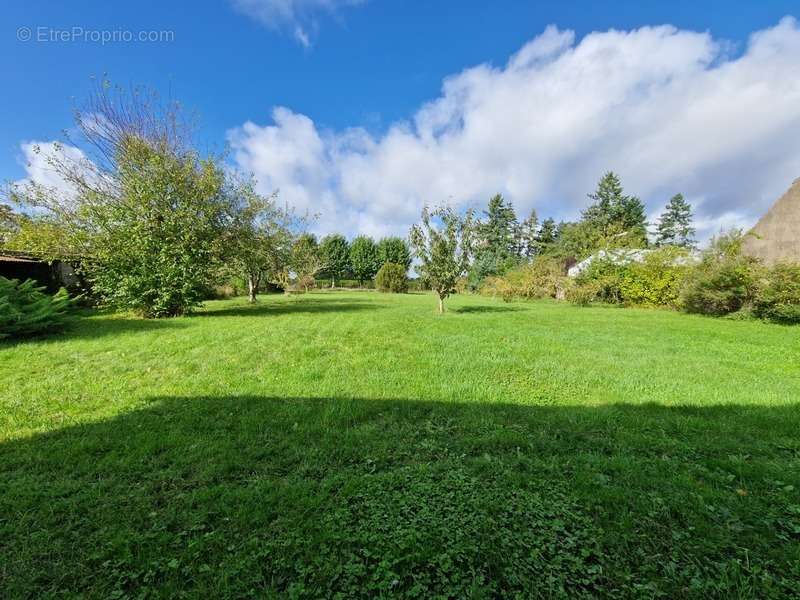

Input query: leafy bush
[753,263,800,324]
[375,262,408,293]
[681,231,761,316]
[571,247,689,308]
[573,260,625,305]
[0,276,74,339]
[564,279,599,307]
[480,257,566,301]
[619,247,689,308]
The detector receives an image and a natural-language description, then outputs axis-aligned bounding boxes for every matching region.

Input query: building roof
[742,177,800,265]
[0,253,40,263]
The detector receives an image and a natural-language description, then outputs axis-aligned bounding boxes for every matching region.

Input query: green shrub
[681,232,761,316]
[0,276,74,340]
[375,262,408,293]
[575,260,625,304]
[480,257,566,301]
[565,279,599,306]
[753,263,800,324]
[572,247,689,308]
[619,247,689,308]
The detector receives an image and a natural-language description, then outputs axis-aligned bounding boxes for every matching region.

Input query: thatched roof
[742,177,800,265]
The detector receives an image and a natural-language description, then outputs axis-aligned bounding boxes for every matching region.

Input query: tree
[0,204,17,245]
[479,194,518,260]
[467,194,520,288]
[655,193,696,248]
[582,172,648,246]
[224,179,295,303]
[536,218,559,253]
[292,233,324,292]
[376,236,411,271]
[6,82,230,317]
[349,235,379,286]
[409,205,474,313]
[319,234,351,288]
[375,263,408,293]
[0,277,74,339]
[517,208,539,258]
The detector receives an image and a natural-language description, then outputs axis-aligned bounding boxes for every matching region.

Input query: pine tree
[480,194,518,260]
[517,208,539,258]
[537,217,558,250]
[582,172,648,246]
[655,193,696,248]
[0,277,74,339]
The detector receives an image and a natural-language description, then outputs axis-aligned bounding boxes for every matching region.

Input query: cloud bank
[228,17,800,241]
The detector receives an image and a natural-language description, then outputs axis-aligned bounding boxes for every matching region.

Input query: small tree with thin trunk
[223,178,295,303]
[409,205,474,313]
[291,233,325,292]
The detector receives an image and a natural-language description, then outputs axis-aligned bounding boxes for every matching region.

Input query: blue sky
[4,1,800,238]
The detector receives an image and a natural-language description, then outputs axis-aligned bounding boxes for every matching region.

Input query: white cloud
[14,141,89,204]
[228,17,800,242]
[231,0,364,46]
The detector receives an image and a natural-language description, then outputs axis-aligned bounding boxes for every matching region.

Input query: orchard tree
[349,235,379,286]
[376,236,411,270]
[319,234,350,287]
[409,205,474,314]
[655,193,696,248]
[292,233,324,291]
[224,179,295,303]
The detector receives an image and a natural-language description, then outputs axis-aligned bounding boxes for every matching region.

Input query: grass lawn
[1,291,799,598]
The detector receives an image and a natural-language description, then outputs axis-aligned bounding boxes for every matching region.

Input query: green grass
[1,291,799,598]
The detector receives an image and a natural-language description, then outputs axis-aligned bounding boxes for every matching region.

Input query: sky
[3,0,800,241]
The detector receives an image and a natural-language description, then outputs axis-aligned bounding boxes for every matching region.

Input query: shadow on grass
[2,396,799,597]
[0,312,188,346]
[196,296,385,317]
[452,304,527,314]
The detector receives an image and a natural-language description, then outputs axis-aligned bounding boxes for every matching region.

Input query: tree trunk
[438,295,444,314]
[248,275,259,303]
[331,276,335,289]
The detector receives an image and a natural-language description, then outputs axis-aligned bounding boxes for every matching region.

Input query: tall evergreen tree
[582,171,648,246]
[467,194,520,289]
[537,217,558,250]
[479,194,518,260]
[517,208,539,258]
[655,193,696,248]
